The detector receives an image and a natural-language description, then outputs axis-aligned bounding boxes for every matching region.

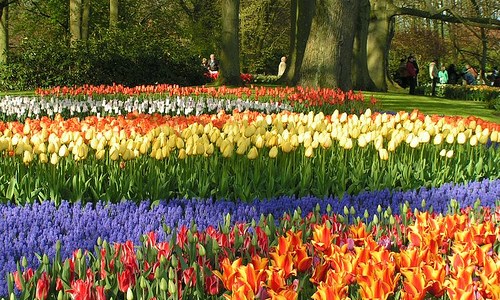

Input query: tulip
[268,146,278,158]
[378,148,389,160]
[247,146,258,160]
[433,134,443,145]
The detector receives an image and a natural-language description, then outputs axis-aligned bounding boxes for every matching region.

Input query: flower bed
[0,83,499,300]
[6,203,500,299]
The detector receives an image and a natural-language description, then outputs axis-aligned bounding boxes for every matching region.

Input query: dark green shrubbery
[0,29,207,91]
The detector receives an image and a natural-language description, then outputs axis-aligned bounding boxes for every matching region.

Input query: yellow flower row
[0,110,498,164]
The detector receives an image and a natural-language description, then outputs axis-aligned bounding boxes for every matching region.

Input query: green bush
[0,29,207,91]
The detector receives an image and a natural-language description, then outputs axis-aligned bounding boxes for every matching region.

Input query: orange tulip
[400,267,428,300]
[213,257,243,291]
[311,282,349,300]
[269,252,297,279]
[422,263,446,297]
[445,265,476,300]
[236,263,267,295]
[312,223,336,254]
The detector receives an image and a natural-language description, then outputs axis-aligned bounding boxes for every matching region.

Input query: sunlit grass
[368,90,500,123]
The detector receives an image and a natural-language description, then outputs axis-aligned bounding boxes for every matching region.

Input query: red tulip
[13,268,34,291]
[117,268,136,293]
[35,272,50,300]
[182,267,197,287]
[204,274,220,296]
[67,279,97,300]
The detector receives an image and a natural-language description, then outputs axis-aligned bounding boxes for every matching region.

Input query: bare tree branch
[393,6,500,30]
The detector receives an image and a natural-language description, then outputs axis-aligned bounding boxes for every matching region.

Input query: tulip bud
[439,149,446,157]
[446,149,454,158]
[198,244,206,256]
[160,278,168,291]
[168,279,177,295]
[126,287,134,300]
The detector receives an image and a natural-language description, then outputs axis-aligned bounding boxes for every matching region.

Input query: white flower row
[0,95,293,120]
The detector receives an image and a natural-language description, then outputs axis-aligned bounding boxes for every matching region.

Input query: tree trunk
[299,0,358,90]
[110,0,118,28]
[219,0,242,86]
[0,4,7,64]
[283,0,315,85]
[81,0,90,40]
[69,0,82,43]
[352,0,376,90]
[366,0,396,91]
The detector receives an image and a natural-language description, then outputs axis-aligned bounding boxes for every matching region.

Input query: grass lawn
[368,90,500,124]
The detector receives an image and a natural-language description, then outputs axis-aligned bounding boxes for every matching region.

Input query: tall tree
[81,0,90,40]
[299,0,359,89]
[219,0,242,85]
[109,0,118,28]
[281,0,315,85]
[69,0,81,43]
[0,3,7,64]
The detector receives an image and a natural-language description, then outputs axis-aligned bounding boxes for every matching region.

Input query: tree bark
[110,0,118,28]
[366,0,396,91]
[219,0,242,86]
[69,0,82,43]
[0,4,7,64]
[283,0,315,85]
[81,0,90,40]
[299,0,358,90]
[352,0,375,90]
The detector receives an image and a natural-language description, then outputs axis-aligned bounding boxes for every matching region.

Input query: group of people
[398,55,500,96]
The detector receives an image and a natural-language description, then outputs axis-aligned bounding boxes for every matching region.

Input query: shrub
[0,29,207,91]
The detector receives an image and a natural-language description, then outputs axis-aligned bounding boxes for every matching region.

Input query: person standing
[410,54,420,85]
[406,56,417,95]
[277,56,287,77]
[464,64,477,85]
[438,64,448,84]
[208,54,219,74]
[429,59,439,96]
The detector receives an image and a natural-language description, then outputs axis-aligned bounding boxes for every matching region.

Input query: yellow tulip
[433,134,443,145]
[95,149,105,160]
[50,153,59,165]
[244,125,256,138]
[178,148,187,159]
[378,148,389,160]
[344,138,353,150]
[247,146,258,160]
[58,145,69,157]
[222,144,233,158]
[456,132,466,144]
[281,141,293,153]
[409,136,419,148]
[446,149,454,158]
[39,153,48,164]
[206,143,214,155]
[269,146,278,158]
[176,137,184,149]
[161,146,170,158]
[305,146,314,157]
[439,149,446,157]
[491,130,498,142]
[109,147,120,161]
[23,150,33,164]
[195,142,205,155]
[445,133,455,144]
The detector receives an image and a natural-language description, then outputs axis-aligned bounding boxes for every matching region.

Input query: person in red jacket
[406,56,418,95]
